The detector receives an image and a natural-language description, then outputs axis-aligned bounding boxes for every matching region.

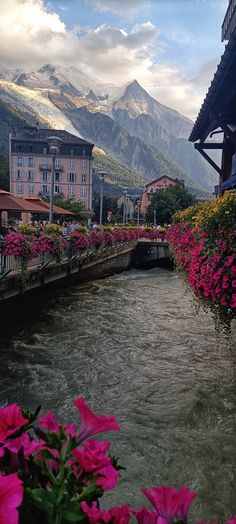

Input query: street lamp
[46,136,63,223]
[98,172,106,225]
[122,188,128,225]
[137,199,141,225]
[153,209,157,227]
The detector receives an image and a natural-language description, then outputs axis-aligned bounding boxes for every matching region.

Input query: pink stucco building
[9,127,94,212]
[140,175,184,214]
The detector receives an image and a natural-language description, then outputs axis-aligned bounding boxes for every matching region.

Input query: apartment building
[9,127,94,212]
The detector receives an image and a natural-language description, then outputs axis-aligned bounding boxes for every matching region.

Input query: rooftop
[189,26,236,143]
[11,127,93,147]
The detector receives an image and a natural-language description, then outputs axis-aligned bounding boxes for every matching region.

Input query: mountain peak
[124,79,147,97]
[39,64,56,74]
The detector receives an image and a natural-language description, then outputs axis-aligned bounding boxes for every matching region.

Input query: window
[28,184,34,194]
[82,149,86,157]
[42,158,48,167]
[81,160,87,170]
[70,149,74,156]
[69,186,75,197]
[16,170,21,180]
[42,185,48,195]
[81,173,86,183]
[42,172,48,182]
[43,147,47,155]
[54,186,60,194]
[28,157,34,167]
[28,171,34,181]
[55,172,60,182]
[69,160,74,169]
[17,184,23,194]
[55,159,60,169]
[69,173,76,183]
[17,157,23,166]
[80,187,87,197]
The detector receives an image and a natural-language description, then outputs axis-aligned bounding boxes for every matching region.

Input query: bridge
[0,238,170,303]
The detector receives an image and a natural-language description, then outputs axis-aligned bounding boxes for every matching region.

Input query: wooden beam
[196,143,223,150]
[194,144,222,175]
[212,114,236,146]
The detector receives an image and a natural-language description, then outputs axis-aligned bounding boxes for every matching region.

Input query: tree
[0,155,9,191]
[146,185,196,225]
[52,198,89,221]
[92,192,121,223]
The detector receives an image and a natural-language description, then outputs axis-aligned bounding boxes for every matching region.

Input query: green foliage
[93,152,147,189]
[146,185,196,225]
[0,155,9,191]
[92,192,122,223]
[53,199,89,221]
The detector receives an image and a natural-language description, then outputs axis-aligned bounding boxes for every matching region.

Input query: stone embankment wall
[0,241,170,303]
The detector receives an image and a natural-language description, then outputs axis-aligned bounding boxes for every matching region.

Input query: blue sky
[0,0,229,119]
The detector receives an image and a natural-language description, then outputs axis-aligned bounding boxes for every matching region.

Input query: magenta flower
[81,501,111,524]
[0,473,23,524]
[96,464,120,491]
[0,404,28,442]
[4,434,40,458]
[74,397,120,442]
[142,486,197,523]
[132,505,157,524]
[72,439,111,472]
[38,412,60,433]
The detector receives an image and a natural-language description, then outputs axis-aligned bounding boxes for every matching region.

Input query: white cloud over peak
[0,0,220,119]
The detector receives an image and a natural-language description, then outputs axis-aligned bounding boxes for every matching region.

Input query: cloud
[0,0,220,120]
[84,0,150,16]
[0,0,78,67]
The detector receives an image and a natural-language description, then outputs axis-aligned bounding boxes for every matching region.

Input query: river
[0,267,236,521]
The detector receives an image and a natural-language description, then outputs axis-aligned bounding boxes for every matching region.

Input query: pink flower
[132,505,157,524]
[72,439,111,472]
[142,486,197,523]
[81,501,111,524]
[74,397,120,442]
[0,405,28,443]
[4,434,40,458]
[0,473,23,524]
[96,464,120,491]
[38,412,60,433]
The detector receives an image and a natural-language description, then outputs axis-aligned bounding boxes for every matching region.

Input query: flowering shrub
[44,224,63,236]
[3,232,37,272]
[18,224,37,236]
[0,396,233,524]
[70,232,90,253]
[35,234,67,263]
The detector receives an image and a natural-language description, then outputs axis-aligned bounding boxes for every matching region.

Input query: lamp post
[122,188,127,225]
[46,136,63,223]
[98,172,106,225]
[153,209,157,227]
[137,199,141,225]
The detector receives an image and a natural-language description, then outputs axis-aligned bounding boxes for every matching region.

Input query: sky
[0,0,229,120]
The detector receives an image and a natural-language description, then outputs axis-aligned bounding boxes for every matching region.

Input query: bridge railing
[0,240,54,276]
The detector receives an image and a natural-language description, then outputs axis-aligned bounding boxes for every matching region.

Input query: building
[9,127,94,212]
[117,194,135,218]
[140,176,184,214]
[189,0,236,195]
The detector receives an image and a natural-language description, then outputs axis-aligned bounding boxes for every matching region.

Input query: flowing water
[0,268,236,521]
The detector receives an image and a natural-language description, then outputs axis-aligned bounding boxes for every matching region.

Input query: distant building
[140,176,184,214]
[9,127,94,212]
[117,194,135,218]
[189,0,236,194]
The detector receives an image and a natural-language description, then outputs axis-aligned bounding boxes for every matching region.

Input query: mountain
[0,64,218,194]
[67,106,200,190]
[113,80,193,139]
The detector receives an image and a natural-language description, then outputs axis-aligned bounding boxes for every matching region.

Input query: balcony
[222,0,236,41]
[39,164,52,171]
[54,165,64,172]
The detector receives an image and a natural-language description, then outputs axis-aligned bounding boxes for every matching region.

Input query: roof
[0,191,74,215]
[189,26,236,142]
[11,127,94,147]
[24,197,74,215]
[145,175,181,188]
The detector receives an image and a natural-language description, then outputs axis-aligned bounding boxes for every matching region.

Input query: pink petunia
[0,405,28,443]
[132,505,157,524]
[0,473,23,524]
[4,434,41,458]
[74,397,120,442]
[142,486,197,524]
[38,412,60,433]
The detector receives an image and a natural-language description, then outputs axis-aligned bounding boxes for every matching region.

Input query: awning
[24,197,74,215]
[221,175,236,190]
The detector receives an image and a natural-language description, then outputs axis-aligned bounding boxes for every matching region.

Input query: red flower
[0,473,23,524]
[0,405,28,443]
[74,396,120,442]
